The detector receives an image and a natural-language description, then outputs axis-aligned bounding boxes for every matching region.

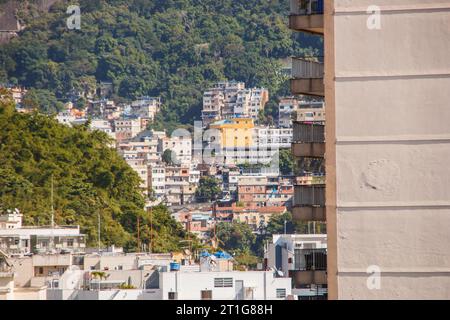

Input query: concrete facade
[324,0,450,299]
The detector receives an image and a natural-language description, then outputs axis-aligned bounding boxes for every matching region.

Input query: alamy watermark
[67,5,81,30]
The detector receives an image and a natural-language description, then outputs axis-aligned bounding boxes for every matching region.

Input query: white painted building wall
[160,271,291,300]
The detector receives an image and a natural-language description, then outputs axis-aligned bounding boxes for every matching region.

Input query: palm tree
[90,271,110,291]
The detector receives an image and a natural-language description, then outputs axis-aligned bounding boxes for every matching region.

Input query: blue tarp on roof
[200,251,211,257]
[214,251,232,259]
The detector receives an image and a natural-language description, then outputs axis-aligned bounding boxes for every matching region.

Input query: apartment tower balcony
[292,122,325,158]
[291,58,324,97]
[293,181,325,222]
[289,0,324,35]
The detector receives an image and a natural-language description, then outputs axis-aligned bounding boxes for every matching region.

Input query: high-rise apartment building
[290,0,327,299]
[201,82,269,126]
[290,0,450,299]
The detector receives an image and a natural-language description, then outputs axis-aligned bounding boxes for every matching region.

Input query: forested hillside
[0,0,322,128]
[0,89,191,252]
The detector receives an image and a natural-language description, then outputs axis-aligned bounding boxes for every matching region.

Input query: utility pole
[137,215,140,253]
[148,207,153,253]
[98,211,101,254]
[213,200,217,249]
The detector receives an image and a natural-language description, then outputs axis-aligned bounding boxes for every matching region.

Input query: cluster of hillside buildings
[0,209,329,300]
[1,80,325,246]
[1,77,327,300]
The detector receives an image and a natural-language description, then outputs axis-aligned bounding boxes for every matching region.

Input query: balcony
[293,184,325,221]
[292,270,327,286]
[292,123,325,158]
[291,248,327,285]
[289,0,324,34]
[291,58,324,96]
[292,206,326,221]
[293,184,325,206]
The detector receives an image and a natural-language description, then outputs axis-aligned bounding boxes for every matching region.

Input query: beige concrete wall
[10,257,33,287]
[329,0,450,299]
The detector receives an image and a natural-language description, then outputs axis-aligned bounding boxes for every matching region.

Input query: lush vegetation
[0,0,321,130]
[0,90,193,252]
[279,149,294,176]
[195,176,221,202]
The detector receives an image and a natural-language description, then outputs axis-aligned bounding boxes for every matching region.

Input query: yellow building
[210,118,254,148]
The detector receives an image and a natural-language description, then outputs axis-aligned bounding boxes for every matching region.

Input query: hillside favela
[0,0,449,304]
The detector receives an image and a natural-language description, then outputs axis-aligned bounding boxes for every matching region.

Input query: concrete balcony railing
[293,122,324,143]
[289,0,324,34]
[292,270,327,286]
[32,254,72,267]
[293,184,325,207]
[292,142,325,158]
[291,58,324,97]
[292,206,326,221]
[292,122,325,158]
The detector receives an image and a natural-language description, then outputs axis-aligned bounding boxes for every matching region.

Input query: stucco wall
[329,0,450,299]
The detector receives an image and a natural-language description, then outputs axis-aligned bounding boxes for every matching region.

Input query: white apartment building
[0,210,86,256]
[235,88,269,120]
[149,164,166,199]
[202,89,224,127]
[254,127,293,150]
[164,166,192,206]
[202,81,268,126]
[160,270,291,300]
[265,234,327,300]
[118,138,160,163]
[159,135,192,164]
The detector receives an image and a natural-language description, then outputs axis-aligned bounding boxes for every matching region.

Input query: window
[276,288,287,299]
[67,239,74,247]
[214,278,233,288]
[201,290,212,300]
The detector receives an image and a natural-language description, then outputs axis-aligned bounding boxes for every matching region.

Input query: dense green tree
[216,221,256,254]
[0,0,321,126]
[22,89,64,114]
[162,149,176,165]
[279,148,294,176]
[195,176,221,202]
[0,90,189,251]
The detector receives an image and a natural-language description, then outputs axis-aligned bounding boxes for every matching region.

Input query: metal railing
[293,123,325,143]
[294,185,325,206]
[294,249,327,271]
[292,57,324,79]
